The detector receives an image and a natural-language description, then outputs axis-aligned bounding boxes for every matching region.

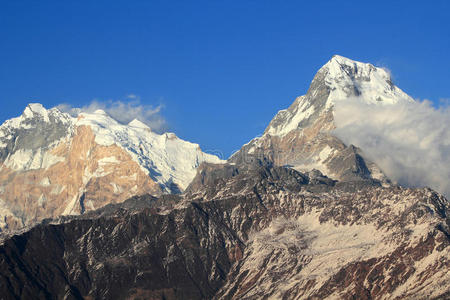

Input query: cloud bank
[333,98,450,197]
[57,97,167,133]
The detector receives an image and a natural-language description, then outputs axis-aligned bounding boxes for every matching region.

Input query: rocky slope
[0,105,222,232]
[230,55,413,183]
[0,55,448,299]
[0,164,448,299]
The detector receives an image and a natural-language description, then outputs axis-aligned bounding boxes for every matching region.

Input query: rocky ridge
[0,164,448,299]
[230,55,413,183]
[0,55,448,299]
[0,105,222,232]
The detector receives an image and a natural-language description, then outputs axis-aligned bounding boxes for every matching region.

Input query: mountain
[0,164,448,299]
[230,55,413,183]
[0,55,448,299]
[0,104,223,232]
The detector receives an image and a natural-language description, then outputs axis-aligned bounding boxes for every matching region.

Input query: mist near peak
[333,98,450,197]
[57,98,167,133]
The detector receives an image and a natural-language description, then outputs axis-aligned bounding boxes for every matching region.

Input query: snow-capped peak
[328,54,377,69]
[1,102,224,194]
[321,55,413,105]
[93,109,108,115]
[26,103,47,113]
[326,55,387,84]
[0,103,71,137]
[75,110,224,191]
[128,118,150,130]
[23,103,50,122]
[264,55,414,138]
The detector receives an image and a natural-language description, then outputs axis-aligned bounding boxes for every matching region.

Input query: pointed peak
[323,55,378,76]
[128,118,150,130]
[23,103,50,121]
[165,132,177,140]
[330,54,358,64]
[93,109,108,115]
[312,55,413,105]
[47,106,68,117]
[328,54,373,66]
[26,103,46,112]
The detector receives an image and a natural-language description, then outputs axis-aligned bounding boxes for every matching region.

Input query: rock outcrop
[0,55,448,299]
[0,164,448,299]
[0,104,223,232]
[230,55,413,184]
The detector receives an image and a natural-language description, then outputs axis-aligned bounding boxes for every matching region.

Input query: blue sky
[1,0,449,158]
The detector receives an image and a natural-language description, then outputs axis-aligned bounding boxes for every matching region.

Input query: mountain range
[0,55,448,299]
[0,105,222,231]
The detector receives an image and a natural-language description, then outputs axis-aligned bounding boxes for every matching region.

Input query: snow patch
[98,156,121,165]
[37,194,47,206]
[128,119,150,130]
[110,182,123,194]
[50,185,65,195]
[76,110,224,191]
[24,103,50,122]
[266,96,316,137]
[0,102,224,193]
[62,191,83,215]
[40,177,51,187]
[241,210,401,298]
[325,55,414,106]
[318,145,334,161]
[263,56,414,139]
[4,148,65,171]
[0,198,17,229]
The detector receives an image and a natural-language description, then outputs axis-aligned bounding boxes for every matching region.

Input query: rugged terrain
[0,164,448,299]
[0,55,448,299]
[231,55,413,183]
[0,105,222,232]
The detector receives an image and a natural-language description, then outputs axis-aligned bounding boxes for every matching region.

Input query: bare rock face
[230,55,413,184]
[0,56,447,299]
[0,104,223,232]
[0,125,161,230]
[0,164,448,299]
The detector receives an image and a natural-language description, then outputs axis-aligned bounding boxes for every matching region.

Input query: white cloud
[333,98,450,198]
[57,98,167,133]
[439,98,450,106]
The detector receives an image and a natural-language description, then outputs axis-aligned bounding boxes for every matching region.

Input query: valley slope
[0,164,448,299]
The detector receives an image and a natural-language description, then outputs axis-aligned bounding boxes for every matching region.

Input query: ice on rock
[0,102,224,193]
[73,109,224,191]
[325,55,414,105]
[23,103,50,122]
[266,55,414,138]
[93,109,108,115]
[128,119,151,130]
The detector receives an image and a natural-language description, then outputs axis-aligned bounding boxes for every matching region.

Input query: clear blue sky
[1,0,449,158]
